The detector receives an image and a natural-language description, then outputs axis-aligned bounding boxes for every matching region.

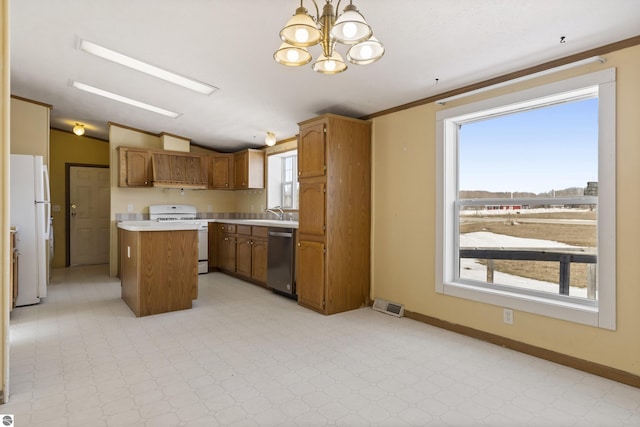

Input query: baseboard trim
[404,310,640,389]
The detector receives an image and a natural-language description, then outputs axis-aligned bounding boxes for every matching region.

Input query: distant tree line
[460,187,586,199]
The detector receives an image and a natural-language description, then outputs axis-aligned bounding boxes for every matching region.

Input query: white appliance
[10,154,51,306]
[149,205,209,274]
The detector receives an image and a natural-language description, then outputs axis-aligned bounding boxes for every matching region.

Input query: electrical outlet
[503,308,514,324]
[127,204,133,212]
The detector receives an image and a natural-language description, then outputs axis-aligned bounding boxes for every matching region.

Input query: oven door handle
[269,231,293,238]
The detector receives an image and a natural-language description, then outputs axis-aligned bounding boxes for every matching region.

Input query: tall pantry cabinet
[296,114,372,315]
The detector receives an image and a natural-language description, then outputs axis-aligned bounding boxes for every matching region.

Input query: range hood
[151,152,207,189]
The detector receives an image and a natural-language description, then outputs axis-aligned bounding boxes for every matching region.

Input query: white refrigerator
[10,154,50,306]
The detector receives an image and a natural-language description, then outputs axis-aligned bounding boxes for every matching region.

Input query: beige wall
[10,97,50,165]
[49,129,110,267]
[371,44,640,376]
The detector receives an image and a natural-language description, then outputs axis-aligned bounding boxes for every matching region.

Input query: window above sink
[267,149,298,211]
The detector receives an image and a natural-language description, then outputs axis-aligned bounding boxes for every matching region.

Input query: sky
[459,97,598,194]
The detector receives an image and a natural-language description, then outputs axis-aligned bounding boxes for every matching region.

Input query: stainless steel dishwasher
[267,228,296,298]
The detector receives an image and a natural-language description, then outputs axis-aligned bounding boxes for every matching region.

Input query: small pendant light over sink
[274,0,384,74]
[265,132,277,147]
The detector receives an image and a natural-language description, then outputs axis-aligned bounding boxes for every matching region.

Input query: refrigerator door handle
[44,202,51,237]
[40,165,51,237]
[42,165,51,203]
[44,165,50,237]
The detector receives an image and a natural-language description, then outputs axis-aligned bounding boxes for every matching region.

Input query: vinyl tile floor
[4,265,640,427]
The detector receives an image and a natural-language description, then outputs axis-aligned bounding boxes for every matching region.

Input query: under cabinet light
[436,56,606,105]
[71,81,182,118]
[78,39,218,95]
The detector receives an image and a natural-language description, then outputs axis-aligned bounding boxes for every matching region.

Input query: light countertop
[117,221,201,232]
[117,219,298,231]
[212,219,298,228]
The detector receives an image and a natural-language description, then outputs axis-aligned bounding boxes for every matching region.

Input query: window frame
[267,149,299,211]
[280,154,298,209]
[435,68,616,330]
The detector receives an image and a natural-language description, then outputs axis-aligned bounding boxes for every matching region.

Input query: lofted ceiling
[10,0,640,152]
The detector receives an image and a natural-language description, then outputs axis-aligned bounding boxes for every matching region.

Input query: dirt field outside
[459,210,597,288]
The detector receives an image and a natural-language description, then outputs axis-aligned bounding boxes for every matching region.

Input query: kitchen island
[118,221,199,317]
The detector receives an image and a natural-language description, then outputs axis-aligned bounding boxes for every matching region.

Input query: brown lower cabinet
[236,235,253,277]
[119,228,198,317]
[217,224,237,273]
[214,223,268,286]
[249,226,268,284]
[296,240,325,312]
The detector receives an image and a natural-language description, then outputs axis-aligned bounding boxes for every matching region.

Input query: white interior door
[69,166,110,266]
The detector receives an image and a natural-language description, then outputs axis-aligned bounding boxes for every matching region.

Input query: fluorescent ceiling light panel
[71,81,182,118]
[79,39,218,95]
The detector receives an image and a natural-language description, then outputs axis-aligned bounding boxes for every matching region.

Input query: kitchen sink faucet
[266,206,285,220]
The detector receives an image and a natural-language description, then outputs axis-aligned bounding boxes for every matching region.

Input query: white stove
[149,204,197,221]
[149,205,209,274]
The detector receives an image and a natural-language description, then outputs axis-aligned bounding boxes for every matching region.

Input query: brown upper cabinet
[233,149,264,189]
[118,146,265,191]
[118,147,152,187]
[209,154,233,189]
[119,146,207,189]
[298,121,326,179]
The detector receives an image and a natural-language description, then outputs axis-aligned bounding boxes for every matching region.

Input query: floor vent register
[372,298,405,317]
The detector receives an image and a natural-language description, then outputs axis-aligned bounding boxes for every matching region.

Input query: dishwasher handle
[269,231,293,238]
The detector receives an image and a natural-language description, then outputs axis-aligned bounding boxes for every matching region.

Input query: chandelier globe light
[331,3,371,44]
[274,42,312,66]
[274,0,384,74]
[279,5,322,47]
[347,36,385,65]
[312,51,347,74]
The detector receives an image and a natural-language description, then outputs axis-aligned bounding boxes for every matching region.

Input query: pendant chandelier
[274,0,385,74]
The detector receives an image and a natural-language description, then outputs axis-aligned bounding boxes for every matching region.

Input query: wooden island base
[119,228,198,317]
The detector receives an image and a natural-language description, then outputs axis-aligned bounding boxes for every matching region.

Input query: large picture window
[435,69,616,329]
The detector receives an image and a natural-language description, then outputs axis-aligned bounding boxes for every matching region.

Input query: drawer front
[252,226,268,238]
[237,225,252,236]
[220,224,236,234]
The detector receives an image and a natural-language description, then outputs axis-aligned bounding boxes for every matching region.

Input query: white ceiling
[10,0,640,152]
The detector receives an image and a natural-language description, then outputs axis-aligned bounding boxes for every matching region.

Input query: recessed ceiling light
[78,39,219,96]
[71,81,182,118]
